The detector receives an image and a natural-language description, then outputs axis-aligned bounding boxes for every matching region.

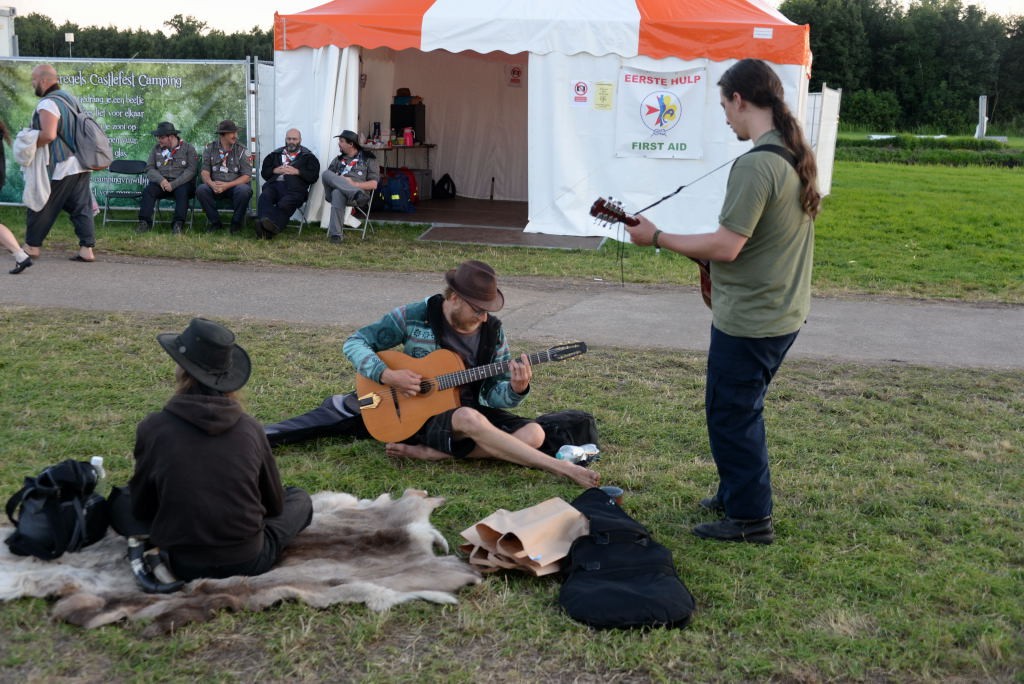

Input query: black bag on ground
[559,487,695,629]
[432,173,457,199]
[535,410,598,457]
[4,459,110,560]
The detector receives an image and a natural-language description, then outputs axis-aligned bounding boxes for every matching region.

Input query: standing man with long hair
[625,58,821,544]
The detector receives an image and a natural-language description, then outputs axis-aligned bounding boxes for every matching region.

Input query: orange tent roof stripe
[275,0,810,66]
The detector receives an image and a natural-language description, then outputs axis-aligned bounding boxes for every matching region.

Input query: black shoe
[329,234,343,244]
[9,257,32,275]
[206,223,222,234]
[135,220,152,234]
[171,221,183,235]
[693,516,774,544]
[262,217,282,236]
[229,223,242,235]
[699,494,724,514]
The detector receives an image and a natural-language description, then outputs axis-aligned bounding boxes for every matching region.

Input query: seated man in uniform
[196,120,253,234]
[254,128,319,239]
[136,121,199,235]
[321,130,378,244]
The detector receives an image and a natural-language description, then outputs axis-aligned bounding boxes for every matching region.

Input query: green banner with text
[0,58,247,206]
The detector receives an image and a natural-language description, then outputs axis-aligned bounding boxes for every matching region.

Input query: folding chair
[292,203,309,236]
[101,160,147,227]
[344,198,375,240]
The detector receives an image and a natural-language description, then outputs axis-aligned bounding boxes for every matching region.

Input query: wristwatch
[652,229,662,249]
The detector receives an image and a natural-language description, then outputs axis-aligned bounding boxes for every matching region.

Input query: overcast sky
[10,0,1022,36]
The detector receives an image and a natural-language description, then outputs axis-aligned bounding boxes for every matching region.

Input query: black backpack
[432,173,457,199]
[4,460,110,560]
[535,410,598,457]
[559,487,696,629]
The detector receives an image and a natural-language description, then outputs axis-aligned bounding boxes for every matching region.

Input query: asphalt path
[2,254,1022,370]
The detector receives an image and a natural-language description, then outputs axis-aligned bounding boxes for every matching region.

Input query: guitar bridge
[357,393,381,411]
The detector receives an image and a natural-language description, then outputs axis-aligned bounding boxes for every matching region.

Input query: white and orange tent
[273,0,812,237]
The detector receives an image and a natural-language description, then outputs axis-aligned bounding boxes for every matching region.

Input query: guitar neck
[435,350,552,391]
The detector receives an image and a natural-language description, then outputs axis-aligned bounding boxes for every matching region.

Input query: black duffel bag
[559,487,695,629]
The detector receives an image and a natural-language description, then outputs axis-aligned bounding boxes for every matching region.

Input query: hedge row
[835,135,1023,166]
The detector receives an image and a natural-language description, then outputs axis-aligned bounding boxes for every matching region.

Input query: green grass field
[0,161,1021,682]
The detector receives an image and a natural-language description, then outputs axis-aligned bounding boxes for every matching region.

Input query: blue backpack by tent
[380,172,416,213]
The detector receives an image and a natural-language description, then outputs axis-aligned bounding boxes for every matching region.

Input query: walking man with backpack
[25,64,96,263]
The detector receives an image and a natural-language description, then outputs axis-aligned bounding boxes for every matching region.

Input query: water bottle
[555,443,600,464]
[89,456,108,496]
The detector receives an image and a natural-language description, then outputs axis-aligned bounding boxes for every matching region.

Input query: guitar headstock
[590,197,639,227]
[547,341,588,361]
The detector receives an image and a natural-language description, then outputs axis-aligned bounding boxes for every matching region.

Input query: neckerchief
[159,142,182,167]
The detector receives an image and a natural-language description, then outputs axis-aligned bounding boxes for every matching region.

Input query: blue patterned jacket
[343,294,527,409]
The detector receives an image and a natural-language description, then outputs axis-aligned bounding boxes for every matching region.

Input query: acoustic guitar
[590,197,712,309]
[355,342,588,443]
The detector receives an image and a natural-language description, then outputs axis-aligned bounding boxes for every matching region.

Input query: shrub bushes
[834,135,1023,166]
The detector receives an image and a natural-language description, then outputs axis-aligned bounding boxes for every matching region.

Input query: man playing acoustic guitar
[624,59,821,544]
[344,260,599,488]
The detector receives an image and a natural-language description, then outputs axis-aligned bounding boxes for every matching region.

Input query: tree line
[14,14,274,63]
[780,0,1023,133]
[15,2,1024,134]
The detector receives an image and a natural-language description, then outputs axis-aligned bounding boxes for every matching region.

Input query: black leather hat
[157,318,251,392]
[151,121,180,137]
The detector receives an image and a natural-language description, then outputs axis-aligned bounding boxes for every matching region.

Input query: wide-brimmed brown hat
[156,318,251,392]
[151,121,180,137]
[334,129,361,149]
[216,119,239,134]
[445,260,504,312]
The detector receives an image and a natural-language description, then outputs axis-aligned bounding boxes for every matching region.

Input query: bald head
[285,128,301,152]
[31,64,58,98]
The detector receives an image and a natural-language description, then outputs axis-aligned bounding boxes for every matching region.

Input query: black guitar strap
[747,143,797,169]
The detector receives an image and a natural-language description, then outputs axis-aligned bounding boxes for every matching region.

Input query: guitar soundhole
[419,380,433,395]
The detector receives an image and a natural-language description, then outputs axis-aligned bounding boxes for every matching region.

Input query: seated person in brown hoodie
[116,317,312,582]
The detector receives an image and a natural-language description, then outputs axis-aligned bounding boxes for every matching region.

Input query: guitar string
[611,152,746,286]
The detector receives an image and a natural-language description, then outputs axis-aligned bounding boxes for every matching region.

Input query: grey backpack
[46,90,114,171]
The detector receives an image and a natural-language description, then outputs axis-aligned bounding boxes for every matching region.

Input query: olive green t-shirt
[713,131,814,338]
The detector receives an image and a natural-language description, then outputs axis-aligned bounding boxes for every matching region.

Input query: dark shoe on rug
[693,516,774,545]
[135,220,152,234]
[9,257,32,274]
[329,234,343,244]
[699,494,724,514]
[171,221,184,235]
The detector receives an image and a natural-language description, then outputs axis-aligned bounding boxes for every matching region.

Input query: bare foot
[564,462,601,488]
[78,247,95,261]
[385,442,451,461]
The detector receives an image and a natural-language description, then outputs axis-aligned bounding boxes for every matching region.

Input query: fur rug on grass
[0,489,481,635]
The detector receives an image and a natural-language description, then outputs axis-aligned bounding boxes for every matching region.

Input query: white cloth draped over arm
[15,128,50,211]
